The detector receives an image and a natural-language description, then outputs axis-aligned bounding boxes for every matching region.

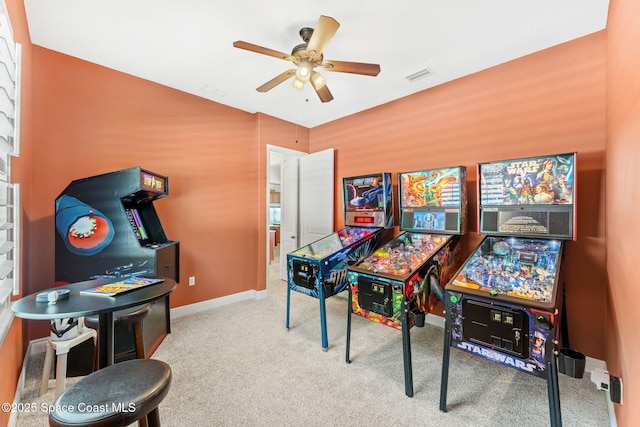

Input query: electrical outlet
[188,276,196,286]
[610,375,623,405]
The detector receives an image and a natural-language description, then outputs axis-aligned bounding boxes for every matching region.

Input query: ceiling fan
[233,15,380,103]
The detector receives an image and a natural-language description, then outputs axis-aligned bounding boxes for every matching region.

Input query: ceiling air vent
[203,85,228,97]
[405,68,434,83]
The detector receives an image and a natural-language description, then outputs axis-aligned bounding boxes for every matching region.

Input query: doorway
[265,145,335,294]
[266,145,306,293]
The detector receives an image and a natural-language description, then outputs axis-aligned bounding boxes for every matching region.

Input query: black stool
[48,359,171,427]
[85,303,151,363]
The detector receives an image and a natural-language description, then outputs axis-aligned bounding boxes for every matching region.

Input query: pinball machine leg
[546,330,562,427]
[439,307,452,412]
[285,283,291,330]
[346,285,352,364]
[402,297,414,398]
[318,284,329,351]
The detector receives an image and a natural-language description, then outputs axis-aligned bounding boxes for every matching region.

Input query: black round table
[12,278,177,367]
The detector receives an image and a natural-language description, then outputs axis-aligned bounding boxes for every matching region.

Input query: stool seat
[84,303,152,329]
[85,303,152,361]
[49,359,171,427]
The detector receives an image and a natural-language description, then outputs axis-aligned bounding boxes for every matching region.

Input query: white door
[279,156,299,280]
[299,148,334,246]
[273,147,335,282]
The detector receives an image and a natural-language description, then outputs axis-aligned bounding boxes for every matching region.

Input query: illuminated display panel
[343,173,386,212]
[449,236,562,305]
[354,216,375,224]
[398,166,466,234]
[479,153,575,207]
[140,171,168,195]
[126,208,150,244]
[478,153,576,239]
[399,167,462,209]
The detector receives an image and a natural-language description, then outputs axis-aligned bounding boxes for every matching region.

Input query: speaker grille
[445,212,459,232]
[549,211,571,237]
[482,211,499,233]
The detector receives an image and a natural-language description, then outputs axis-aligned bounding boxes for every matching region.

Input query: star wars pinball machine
[346,166,467,397]
[286,172,394,351]
[439,153,576,427]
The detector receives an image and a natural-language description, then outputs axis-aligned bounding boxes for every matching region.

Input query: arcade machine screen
[399,167,466,234]
[343,174,394,228]
[126,208,151,245]
[286,172,394,351]
[346,166,467,397]
[440,153,576,426]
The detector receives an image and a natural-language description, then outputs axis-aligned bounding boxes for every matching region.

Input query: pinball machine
[439,153,577,427]
[286,172,394,351]
[54,167,179,363]
[346,166,467,397]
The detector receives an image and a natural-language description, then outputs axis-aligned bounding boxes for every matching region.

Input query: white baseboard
[9,338,47,427]
[585,355,607,374]
[170,288,268,318]
[426,313,446,328]
[28,337,48,355]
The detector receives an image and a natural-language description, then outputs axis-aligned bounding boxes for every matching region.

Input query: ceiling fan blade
[233,41,293,61]
[321,60,381,76]
[314,84,334,103]
[256,69,296,92]
[306,15,340,59]
[310,71,333,103]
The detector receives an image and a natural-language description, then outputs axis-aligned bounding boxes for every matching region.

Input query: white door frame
[266,144,306,293]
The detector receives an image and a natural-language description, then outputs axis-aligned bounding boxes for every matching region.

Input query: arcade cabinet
[286,172,394,351]
[55,167,179,361]
[346,166,467,397]
[439,153,576,427]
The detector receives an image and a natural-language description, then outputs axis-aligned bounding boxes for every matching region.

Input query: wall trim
[170,289,268,318]
[9,337,47,427]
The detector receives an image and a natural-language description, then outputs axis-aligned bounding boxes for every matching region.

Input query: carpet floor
[16,251,610,427]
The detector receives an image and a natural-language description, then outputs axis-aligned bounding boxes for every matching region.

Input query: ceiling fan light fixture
[310,72,326,89]
[292,78,305,91]
[233,15,380,103]
[295,61,312,83]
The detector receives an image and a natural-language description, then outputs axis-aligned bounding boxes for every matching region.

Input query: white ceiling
[23,0,609,128]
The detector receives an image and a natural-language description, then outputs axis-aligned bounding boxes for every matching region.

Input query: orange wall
[311,32,608,359]
[606,0,640,424]
[0,320,22,425]
[24,47,309,341]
